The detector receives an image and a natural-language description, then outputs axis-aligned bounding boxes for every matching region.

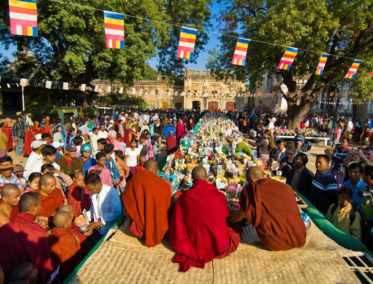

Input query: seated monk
[0,192,54,283]
[49,211,84,281]
[58,204,90,257]
[122,160,172,247]
[67,172,91,217]
[229,167,306,251]
[169,166,240,272]
[36,173,66,218]
[0,184,21,227]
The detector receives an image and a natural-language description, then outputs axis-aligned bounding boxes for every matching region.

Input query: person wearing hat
[24,140,47,180]
[80,144,96,175]
[56,144,84,178]
[0,156,26,193]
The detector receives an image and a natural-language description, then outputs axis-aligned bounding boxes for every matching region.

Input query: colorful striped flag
[9,0,38,37]
[177,27,198,59]
[277,47,298,71]
[315,53,328,75]
[344,59,362,79]
[104,11,124,49]
[231,38,250,66]
[370,72,373,79]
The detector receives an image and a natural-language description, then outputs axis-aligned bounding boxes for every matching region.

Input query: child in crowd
[326,187,361,240]
[23,172,41,194]
[135,156,146,174]
[114,150,129,189]
[67,172,91,217]
[125,139,140,176]
[49,211,83,281]
[88,152,113,187]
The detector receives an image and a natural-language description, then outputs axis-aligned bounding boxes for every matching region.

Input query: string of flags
[6,0,373,80]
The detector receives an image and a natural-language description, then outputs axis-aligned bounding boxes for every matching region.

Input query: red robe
[166,133,177,154]
[240,178,306,251]
[169,180,239,272]
[36,188,65,217]
[32,125,41,134]
[49,227,83,281]
[67,183,91,217]
[0,213,54,283]
[69,222,90,256]
[122,169,171,247]
[23,129,35,156]
[2,125,13,151]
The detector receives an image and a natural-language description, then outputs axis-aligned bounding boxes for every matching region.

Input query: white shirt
[125,147,140,167]
[98,130,108,139]
[90,132,99,153]
[24,151,44,179]
[89,184,122,235]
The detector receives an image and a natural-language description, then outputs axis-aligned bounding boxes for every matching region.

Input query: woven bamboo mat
[69,219,359,283]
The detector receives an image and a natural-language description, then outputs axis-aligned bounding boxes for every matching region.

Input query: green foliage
[0,0,212,90]
[209,0,373,112]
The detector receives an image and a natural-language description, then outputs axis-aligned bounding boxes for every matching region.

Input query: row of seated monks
[0,162,306,283]
[123,162,306,272]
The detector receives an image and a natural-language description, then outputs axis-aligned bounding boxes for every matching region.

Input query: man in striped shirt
[308,154,339,214]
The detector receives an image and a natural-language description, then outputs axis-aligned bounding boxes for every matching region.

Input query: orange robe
[49,227,83,280]
[122,169,171,247]
[23,129,35,156]
[240,178,306,251]
[36,188,66,217]
[2,125,13,151]
[67,183,91,217]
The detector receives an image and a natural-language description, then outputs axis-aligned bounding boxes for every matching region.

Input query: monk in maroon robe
[229,167,306,251]
[169,166,240,272]
[23,128,35,156]
[0,184,21,227]
[0,192,54,283]
[166,131,177,155]
[67,172,91,217]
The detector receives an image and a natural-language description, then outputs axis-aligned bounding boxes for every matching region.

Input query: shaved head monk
[229,167,306,251]
[36,173,65,217]
[0,192,54,283]
[0,184,21,227]
[49,210,83,281]
[169,166,240,272]
[122,160,172,247]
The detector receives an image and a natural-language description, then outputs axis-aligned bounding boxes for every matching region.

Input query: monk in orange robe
[36,173,65,218]
[23,127,35,157]
[67,172,91,217]
[122,160,172,247]
[2,122,13,152]
[0,192,54,283]
[0,184,21,227]
[58,204,90,257]
[49,211,83,281]
[229,167,306,251]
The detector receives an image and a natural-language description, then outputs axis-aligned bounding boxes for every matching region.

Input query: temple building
[130,69,246,111]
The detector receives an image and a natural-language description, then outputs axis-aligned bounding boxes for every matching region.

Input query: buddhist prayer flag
[316,53,328,75]
[344,59,362,79]
[9,0,38,37]
[370,72,373,79]
[177,27,198,59]
[277,47,298,71]
[104,11,125,49]
[231,38,250,66]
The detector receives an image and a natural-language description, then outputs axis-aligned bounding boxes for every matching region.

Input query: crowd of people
[0,108,372,283]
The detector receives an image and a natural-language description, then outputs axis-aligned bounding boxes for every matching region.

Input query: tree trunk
[287,101,312,129]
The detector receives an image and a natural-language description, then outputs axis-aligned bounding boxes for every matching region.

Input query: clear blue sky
[1,1,224,71]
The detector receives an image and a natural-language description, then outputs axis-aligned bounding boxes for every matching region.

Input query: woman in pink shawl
[176,119,185,145]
